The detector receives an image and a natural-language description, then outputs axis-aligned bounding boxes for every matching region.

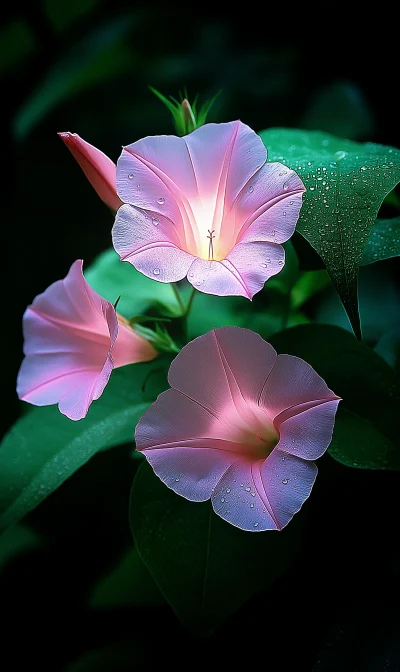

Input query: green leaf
[130,462,301,634]
[290,270,331,310]
[0,361,170,533]
[85,248,184,318]
[329,408,400,470]
[269,324,400,469]
[260,128,400,339]
[89,545,165,607]
[361,217,400,265]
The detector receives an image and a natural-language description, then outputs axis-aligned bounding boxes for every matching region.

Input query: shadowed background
[1,3,399,670]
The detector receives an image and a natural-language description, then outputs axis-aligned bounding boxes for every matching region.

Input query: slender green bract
[260,128,400,339]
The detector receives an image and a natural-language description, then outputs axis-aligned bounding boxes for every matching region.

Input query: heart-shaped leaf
[130,461,301,634]
[260,128,400,338]
[269,324,400,469]
[0,360,169,533]
[361,217,400,265]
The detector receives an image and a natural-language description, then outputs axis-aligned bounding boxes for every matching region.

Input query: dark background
[1,3,399,670]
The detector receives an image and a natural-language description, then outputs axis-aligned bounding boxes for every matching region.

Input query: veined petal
[141,446,237,502]
[168,327,277,411]
[276,399,340,460]
[261,354,336,419]
[225,241,286,299]
[58,132,122,211]
[232,162,306,244]
[17,260,155,420]
[259,451,318,529]
[112,204,194,282]
[211,459,278,531]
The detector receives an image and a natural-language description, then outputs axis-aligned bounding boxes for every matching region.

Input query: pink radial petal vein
[17,260,157,420]
[136,327,340,531]
[112,121,306,298]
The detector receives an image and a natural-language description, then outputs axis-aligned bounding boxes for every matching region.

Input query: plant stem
[171,282,185,314]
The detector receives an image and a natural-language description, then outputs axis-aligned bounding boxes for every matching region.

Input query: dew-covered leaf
[361,217,400,265]
[260,128,400,338]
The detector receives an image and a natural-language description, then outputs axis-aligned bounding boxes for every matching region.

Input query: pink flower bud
[58,132,122,211]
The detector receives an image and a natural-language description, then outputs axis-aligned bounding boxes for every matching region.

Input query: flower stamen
[207,229,215,261]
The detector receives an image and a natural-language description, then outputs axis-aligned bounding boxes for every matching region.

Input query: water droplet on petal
[283,211,287,216]
[221,497,225,503]
[226,488,231,493]
[153,218,160,226]
[283,182,289,190]
[153,268,160,276]
[289,200,294,205]
[245,487,251,492]
[250,503,255,508]
[189,272,194,278]
[282,478,289,484]
[261,263,267,268]
[240,483,244,487]
[254,522,259,528]
[157,197,165,204]
[266,257,271,263]
[278,259,284,266]
[128,173,134,179]
[248,185,254,193]
[175,477,180,482]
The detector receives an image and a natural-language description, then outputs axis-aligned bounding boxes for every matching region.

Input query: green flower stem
[171,282,186,315]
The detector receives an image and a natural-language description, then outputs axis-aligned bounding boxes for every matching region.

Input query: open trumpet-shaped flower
[136,327,340,531]
[17,260,157,421]
[112,121,306,299]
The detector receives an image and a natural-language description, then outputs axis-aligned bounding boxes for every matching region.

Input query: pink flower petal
[233,162,306,244]
[261,354,336,419]
[212,452,317,532]
[136,326,338,532]
[136,388,240,449]
[211,459,277,531]
[113,122,276,273]
[260,451,318,529]
[276,399,340,460]
[225,241,286,299]
[112,204,194,283]
[168,327,276,410]
[58,132,122,211]
[141,446,237,502]
[17,260,156,420]
[186,242,285,299]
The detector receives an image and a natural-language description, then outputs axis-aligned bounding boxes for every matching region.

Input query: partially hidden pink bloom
[58,132,123,211]
[135,327,340,531]
[17,260,157,421]
[112,121,306,299]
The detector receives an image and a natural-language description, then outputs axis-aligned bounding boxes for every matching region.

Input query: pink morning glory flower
[135,327,340,531]
[58,132,123,211]
[112,121,306,299]
[17,260,157,421]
